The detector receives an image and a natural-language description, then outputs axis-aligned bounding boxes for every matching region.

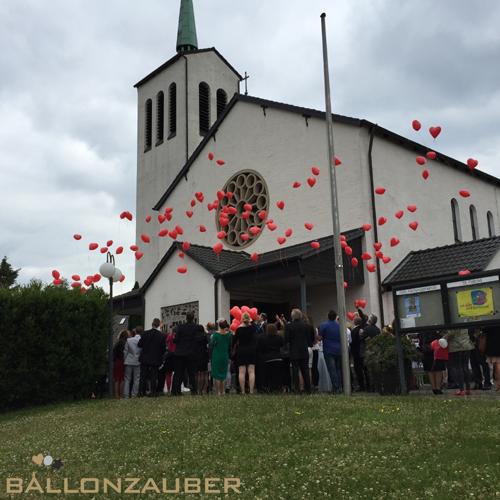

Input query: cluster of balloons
[229,305,259,332]
[51,269,105,294]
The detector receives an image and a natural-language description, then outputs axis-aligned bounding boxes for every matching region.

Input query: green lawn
[1,395,499,499]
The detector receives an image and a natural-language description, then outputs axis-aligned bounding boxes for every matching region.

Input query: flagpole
[320,13,351,395]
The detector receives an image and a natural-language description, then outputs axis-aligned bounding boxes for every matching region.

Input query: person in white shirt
[123,327,143,398]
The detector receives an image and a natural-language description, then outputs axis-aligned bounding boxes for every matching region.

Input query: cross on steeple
[242,71,250,95]
[176,0,198,53]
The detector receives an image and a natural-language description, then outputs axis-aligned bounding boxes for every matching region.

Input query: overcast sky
[1,0,499,293]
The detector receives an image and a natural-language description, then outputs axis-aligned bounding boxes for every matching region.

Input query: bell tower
[134,0,242,285]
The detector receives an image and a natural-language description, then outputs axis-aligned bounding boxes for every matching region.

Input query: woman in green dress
[209,319,232,395]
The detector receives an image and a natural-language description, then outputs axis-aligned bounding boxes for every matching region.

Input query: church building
[116,0,500,329]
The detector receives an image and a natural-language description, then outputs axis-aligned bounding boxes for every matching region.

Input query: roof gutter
[367,124,385,327]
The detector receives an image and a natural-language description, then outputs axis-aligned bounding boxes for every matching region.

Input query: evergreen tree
[0,256,20,289]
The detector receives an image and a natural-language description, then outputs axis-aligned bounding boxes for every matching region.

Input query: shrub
[0,284,109,411]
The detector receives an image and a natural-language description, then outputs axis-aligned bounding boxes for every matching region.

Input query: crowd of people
[111,308,500,398]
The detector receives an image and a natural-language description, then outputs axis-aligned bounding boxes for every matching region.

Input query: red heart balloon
[226,192,234,200]
[116,246,124,254]
[186,210,193,218]
[367,263,376,273]
[216,159,225,166]
[277,200,285,210]
[344,246,353,256]
[249,226,261,236]
[182,241,190,251]
[208,152,214,161]
[213,243,223,255]
[335,157,342,166]
[311,166,320,176]
[382,256,391,264]
[175,225,184,235]
[285,228,293,237]
[199,225,207,232]
[141,234,150,244]
[241,233,250,242]
[89,243,98,251]
[407,205,417,213]
[395,210,404,219]
[304,222,314,231]
[251,253,259,263]
[344,281,348,289]
[278,237,287,245]
[357,299,367,309]
[258,210,267,220]
[158,228,168,237]
[177,266,187,274]
[362,223,372,232]
[409,221,419,231]
[73,234,82,240]
[241,211,250,220]
[347,311,355,321]
[217,190,225,201]
[416,156,426,165]
[71,274,80,281]
[378,216,387,226]
[375,187,386,195]
[412,119,421,131]
[307,177,316,187]
[390,237,400,247]
[373,242,382,251]
[458,269,471,276]
[217,231,227,239]
[52,270,60,279]
[195,192,204,202]
[426,151,437,160]
[93,274,101,282]
[243,203,253,211]
[467,158,478,170]
[158,214,166,223]
[100,247,108,254]
[422,169,429,180]
[351,257,359,267]
[119,274,125,283]
[340,235,346,241]
[375,251,384,259]
[145,215,152,223]
[107,240,113,247]
[429,126,441,139]
[135,251,144,260]
[267,223,277,231]
[311,241,320,249]
[293,181,301,188]
[130,244,139,251]
[459,190,470,198]
[169,230,178,240]
[361,252,372,261]
[191,199,196,207]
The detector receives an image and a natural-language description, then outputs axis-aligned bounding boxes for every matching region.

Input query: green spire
[176,0,198,53]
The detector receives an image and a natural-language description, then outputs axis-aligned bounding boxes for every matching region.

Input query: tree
[0,256,20,289]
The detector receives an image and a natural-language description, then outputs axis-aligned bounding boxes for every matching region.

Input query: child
[429,337,449,395]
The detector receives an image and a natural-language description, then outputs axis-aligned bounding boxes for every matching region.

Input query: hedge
[0,284,109,411]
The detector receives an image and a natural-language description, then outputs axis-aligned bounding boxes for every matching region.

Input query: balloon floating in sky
[276,200,285,210]
[390,237,400,247]
[89,243,98,251]
[459,190,471,198]
[141,234,151,244]
[395,210,404,219]
[367,263,376,273]
[216,159,225,166]
[422,169,429,180]
[407,205,417,213]
[135,251,144,260]
[285,228,293,238]
[208,152,214,161]
[467,158,478,170]
[458,269,471,276]
[213,243,223,255]
[73,234,82,240]
[429,126,442,139]
[375,187,386,195]
[378,216,387,226]
[278,237,286,245]
[293,181,301,188]
[250,253,259,263]
[307,177,316,187]
[311,166,320,176]
[416,156,426,166]
[304,222,314,231]
[426,151,437,160]
[311,241,320,249]
[335,157,342,166]
[362,223,372,232]
[177,266,187,274]
[409,221,419,231]
[116,246,124,254]
[412,119,421,131]
[373,242,382,251]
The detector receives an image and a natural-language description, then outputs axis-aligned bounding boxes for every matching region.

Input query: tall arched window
[144,98,152,151]
[487,211,495,237]
[451,198,462,243]
[216,89,227,119]
[199,82,210,135]
[156,91,164,144]
[168,83,176,138]
[470,205,479,240]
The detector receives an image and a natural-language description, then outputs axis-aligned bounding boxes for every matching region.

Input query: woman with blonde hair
[233,312,258,394]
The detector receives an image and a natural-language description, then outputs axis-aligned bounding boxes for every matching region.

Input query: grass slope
[1,395,499,499]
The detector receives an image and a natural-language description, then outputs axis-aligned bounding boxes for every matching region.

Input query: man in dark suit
[172,311,205,396]
[138,318,166,397]
[285,308,314,393]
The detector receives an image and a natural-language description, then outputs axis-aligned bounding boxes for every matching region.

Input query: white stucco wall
[144,252,229,327]
[135,50,240,285]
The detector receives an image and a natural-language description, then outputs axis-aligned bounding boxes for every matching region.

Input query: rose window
[216,170,269,249]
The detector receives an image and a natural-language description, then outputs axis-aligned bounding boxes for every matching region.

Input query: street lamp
[99,252,122,397]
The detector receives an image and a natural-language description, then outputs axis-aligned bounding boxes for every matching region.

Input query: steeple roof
[176,0,198,53]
